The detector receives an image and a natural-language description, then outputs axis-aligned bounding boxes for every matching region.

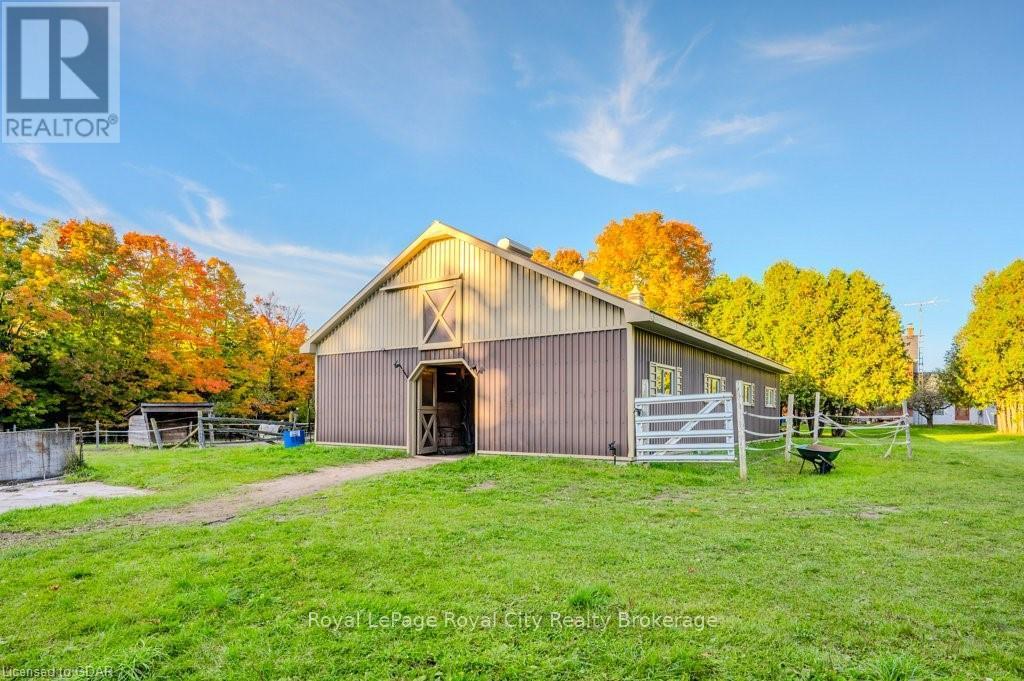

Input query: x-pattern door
[420,282,461,349]
[417,367,438,454]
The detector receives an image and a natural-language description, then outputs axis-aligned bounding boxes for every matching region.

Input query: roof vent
[628,285,646,306]
[497,237,532,257]
[573,270,599,286]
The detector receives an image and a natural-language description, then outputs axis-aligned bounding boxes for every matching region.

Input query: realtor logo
[2,1,119,142]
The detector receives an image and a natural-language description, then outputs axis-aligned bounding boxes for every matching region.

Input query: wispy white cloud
[229,261,345,324]
[9,146,112,220]
[701,114,783,143]
[558,6,704,184]
[127,0,482,150]
[163,176,389,275]
[748,24,880,64]
[511,50,533,89]
[7,192,64,220]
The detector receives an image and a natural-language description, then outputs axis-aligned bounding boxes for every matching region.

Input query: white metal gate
[634,391,736,463]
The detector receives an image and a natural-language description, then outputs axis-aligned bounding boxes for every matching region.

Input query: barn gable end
[314,230,625,355]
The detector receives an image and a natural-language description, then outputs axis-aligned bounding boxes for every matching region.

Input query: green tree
[955,260,1024,434]
[827,270,911,407]
[908,373,952,427]
[702,262,912,412]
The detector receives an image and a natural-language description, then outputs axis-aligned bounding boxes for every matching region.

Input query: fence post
[902,400,912,459]
[812,392,821,443]
[785,393,794,463]
[95,420,100,450]
[735,381,748,481]
[197,412,206,448]
[150,418,163,450]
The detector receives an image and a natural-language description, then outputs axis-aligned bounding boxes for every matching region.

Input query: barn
[302,221,789,459]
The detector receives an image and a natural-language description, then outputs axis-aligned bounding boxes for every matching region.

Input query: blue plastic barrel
[282,429,306,448]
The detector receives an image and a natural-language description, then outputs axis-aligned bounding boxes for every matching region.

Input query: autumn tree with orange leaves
[120,233,250,401]
[230,294,314,419]
[0,216,314,427]
[22,220,151,422]
[534,211,714,323]
[531,247,585,276]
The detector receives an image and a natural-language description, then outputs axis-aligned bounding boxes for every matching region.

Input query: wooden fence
[74,417,314,450]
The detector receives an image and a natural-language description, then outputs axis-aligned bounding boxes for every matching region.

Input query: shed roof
[131,402,214,415]
[303,221,790,374]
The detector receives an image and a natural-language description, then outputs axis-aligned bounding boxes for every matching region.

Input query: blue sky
[2,0,1022,369]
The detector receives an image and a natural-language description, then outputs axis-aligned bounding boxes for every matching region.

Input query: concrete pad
[0,478,149,514]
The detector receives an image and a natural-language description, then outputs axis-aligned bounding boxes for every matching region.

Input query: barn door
[417,367,438,454]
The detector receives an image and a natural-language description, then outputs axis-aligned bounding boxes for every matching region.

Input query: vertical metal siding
[316,348,420,446]
[317,329,627,457]
[318,237,624,354]
[633,329,781,436]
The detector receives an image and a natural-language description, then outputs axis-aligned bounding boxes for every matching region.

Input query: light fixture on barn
[393,361,408,378]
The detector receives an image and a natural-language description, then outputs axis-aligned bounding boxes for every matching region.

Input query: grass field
[1,426,1022,679]
[0,443,405,533]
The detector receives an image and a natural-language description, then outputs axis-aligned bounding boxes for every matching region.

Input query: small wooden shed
[128,402,214,447]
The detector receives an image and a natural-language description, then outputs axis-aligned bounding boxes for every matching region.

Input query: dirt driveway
[139,455,461,525]
[0,455,463,549]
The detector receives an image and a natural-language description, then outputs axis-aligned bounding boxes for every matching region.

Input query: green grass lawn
[1,426,1022,680]
[0,443,405,533]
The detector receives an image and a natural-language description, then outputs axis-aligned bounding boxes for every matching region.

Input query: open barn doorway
[411,361,476,455]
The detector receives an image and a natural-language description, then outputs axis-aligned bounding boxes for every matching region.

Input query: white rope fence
[732,389,913,471]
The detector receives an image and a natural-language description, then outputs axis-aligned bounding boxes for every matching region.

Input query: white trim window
[648,362,683,396]
[740,381,755,406]
[764,386,778,409]
[704,373,726,394]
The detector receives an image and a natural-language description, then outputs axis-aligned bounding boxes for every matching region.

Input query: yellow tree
[826,270,911,407]
[586,211,713,322]
[229,294,313,419]
[119,234,250,401]
[22,220,150,422]
[0,217,41,420]
[702,262,911,412]
[956,260,1024,434]
[531,247,585,276]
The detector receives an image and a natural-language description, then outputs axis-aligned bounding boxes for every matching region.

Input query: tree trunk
[997,390,1024,435]
[926,414,934,427]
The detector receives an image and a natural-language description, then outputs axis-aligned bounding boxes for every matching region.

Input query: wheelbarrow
[795,444,842,474]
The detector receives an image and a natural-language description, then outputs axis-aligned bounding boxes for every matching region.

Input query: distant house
[302,221,789,459]
[923,404,997,426]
